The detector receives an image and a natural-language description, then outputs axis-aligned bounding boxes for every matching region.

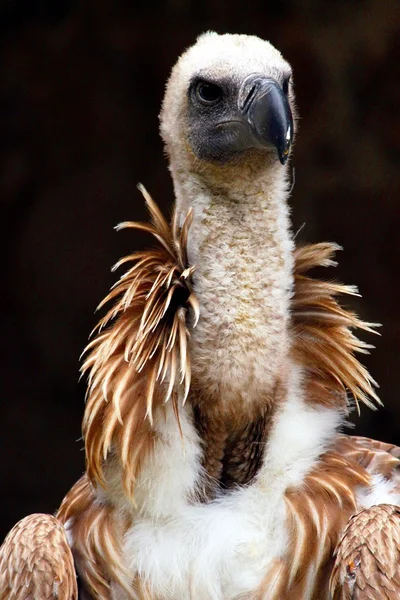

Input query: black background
[1,0,399,540]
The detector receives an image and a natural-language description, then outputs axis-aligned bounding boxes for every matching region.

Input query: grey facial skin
[187,73,293,165]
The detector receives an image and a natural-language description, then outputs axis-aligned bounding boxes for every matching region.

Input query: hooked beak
[213,77,293,165]
[241,77,293,165]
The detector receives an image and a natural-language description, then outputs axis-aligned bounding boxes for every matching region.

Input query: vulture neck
[172,154,294,421]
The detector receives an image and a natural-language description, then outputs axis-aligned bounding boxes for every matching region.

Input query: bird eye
[196,81,223,105]
[282,76,291,96]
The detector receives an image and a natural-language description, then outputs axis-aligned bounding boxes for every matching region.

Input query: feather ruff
[292,242,380,413]
[82,193,379,498]
[82,185,198,497]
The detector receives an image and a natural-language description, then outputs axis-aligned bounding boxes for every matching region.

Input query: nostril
[242,83,258,112]
[282,76,290,96]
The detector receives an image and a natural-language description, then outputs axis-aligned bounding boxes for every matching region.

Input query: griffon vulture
[1,31,400,600]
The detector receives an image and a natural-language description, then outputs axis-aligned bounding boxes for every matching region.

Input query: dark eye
[282,76,291,96]
[196,81,223,105]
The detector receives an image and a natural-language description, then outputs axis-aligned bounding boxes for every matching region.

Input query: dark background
[1,0,399,540]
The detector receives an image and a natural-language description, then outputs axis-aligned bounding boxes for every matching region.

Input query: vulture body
[1,32,400,600]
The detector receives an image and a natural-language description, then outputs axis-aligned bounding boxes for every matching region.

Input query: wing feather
[0,513,77,600]
[330,505,400,600]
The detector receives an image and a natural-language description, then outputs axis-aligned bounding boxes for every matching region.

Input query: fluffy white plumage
[120,368,342,599]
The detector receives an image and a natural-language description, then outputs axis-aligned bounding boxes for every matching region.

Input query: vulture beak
[237,77,293,164]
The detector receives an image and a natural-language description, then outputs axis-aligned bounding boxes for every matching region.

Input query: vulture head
[160,32,296,180]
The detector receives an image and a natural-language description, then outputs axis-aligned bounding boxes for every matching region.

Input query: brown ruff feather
[57,475,131,600]
[292,243,380,412]
[81,185,198,497]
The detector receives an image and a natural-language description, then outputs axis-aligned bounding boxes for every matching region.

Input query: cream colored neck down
[171,154,294,417]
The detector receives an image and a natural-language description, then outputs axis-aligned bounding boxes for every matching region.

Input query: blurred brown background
[1,0,399,540]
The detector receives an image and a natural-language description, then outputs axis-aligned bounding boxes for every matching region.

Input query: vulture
[1,31,400,600]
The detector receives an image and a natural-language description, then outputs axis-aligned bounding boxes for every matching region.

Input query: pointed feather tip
[137,181,147,198]
[137,182,160,217]
[114,221,134,232]
[367,322,382,335]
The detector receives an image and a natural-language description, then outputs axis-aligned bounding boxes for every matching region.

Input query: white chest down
[115,371,344,600]
[123,488,286,600]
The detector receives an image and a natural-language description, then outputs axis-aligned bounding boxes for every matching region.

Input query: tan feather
[257,559,287,600]
[57,475,131,600]
[292,243,380,412]
[81,185,196,497]
[330,504,400,600]
[0,513,77,600]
